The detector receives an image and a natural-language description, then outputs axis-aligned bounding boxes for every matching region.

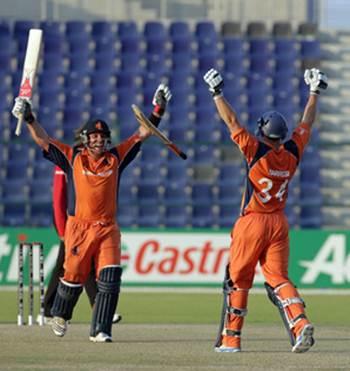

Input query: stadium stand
[0,20,324,229]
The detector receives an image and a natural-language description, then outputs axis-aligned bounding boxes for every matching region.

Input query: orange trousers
[222,211,309,348]
[63,217,121,283]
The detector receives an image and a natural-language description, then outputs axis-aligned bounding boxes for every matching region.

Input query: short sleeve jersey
[231,123,311,215]
[44,133,142,222]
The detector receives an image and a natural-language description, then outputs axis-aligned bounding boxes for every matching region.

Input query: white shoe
[112,313,122,324]
[292,324,315,353]
[89,332,112,343]
[215,346,241,353]
[51,317,67,337]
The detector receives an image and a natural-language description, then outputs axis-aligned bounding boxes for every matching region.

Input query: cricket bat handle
[15,115,23,136]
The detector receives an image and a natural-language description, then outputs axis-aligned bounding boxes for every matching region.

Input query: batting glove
[152,83,172,116]
[11,97,35,123]
[304,68,328,95]
[203,68,224,98]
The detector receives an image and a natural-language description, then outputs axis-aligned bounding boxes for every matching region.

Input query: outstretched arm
[138,83,172,141]
[203,68,242,135]
[302,68,328,128]
[12,98,50,151]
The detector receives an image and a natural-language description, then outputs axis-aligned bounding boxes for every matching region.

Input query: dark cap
[82,119,111,137]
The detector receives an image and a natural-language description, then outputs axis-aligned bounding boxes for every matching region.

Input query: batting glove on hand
[203,68,224,98]
[11,97,35,123]
[152,83,172,116]
[304,68,328,95]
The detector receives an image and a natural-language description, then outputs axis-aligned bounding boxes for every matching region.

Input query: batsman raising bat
[11,83,172,343]
[203,67,327,353]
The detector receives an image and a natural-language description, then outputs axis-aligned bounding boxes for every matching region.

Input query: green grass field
[2,290,350,325]
[1,291,350,370]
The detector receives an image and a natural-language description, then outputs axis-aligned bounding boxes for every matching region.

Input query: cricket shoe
[292,324,315,353]
[112,313,122,324]
[51,316,68,337]
[89,332,112,343]
[215,346,241,353]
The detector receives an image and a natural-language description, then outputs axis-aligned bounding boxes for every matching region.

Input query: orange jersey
[231,123,311,215]
[44,133,142,223]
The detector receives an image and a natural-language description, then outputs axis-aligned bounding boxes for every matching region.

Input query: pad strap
[224,329,241,337]
[227,306,248,317]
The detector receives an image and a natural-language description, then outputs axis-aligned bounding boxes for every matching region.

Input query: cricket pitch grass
[1,291,350,370]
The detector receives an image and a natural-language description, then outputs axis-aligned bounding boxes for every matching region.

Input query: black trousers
[43,239,97,317]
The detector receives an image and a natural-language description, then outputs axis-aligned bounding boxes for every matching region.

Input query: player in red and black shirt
[204,68,327,353]
[12,84,171,342]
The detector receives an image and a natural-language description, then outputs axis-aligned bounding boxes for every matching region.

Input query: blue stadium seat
[222,37,246,56]
[137,184,161,205]
[138,163,165,187]
[191,182,214,204]
[0,20,11,37]
[163,184,190,206]
[1,179,28,203]
[118,183,137,206]
[169,21,191,41]
[14,20,37,38]
[2,203,26,226]
[195,21,217,41]
[171,53,194,73]
[274,39,298,57]
[165,162,189,188]
[218,163,242,186]
[65,21,90,42]
[40,21,63,38]
[29,202,52,227]
[139,144,166,165]
[42,54,66,74]
[191,205,215,228]
[300,39,321,59]
[138,204,162,227]
[172,38,194,55]
[29,179,52,204]
[217,204,239,228]
[43,35,66,56]
[94,50,118,73]
[248,38,272,56]
[117,204,138,227]
[118,21,140,40]
[144,21,167,40]
[91,21,115,41]
[300,205,322,228]
[164,205,188,227]
[120,53,141,73]
[89,69,114,89]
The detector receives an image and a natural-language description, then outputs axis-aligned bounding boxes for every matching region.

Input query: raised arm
[138,83,172,140]
[12,98,50,151]
[203,68,242,135]
[302,68,328,128]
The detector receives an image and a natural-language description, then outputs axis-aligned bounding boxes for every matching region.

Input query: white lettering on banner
[0,234,11,280]
[300,234,350,284]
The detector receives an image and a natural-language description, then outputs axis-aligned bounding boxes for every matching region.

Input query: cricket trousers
[63,217,121,284]
[222,211,310,348]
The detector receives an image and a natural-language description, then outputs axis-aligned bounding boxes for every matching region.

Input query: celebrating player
[203,67,327,353]
[12,83,172,343]
[43,128,121,325]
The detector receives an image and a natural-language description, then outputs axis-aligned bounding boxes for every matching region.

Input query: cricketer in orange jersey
[12,83,172,343]
[204,67,328,353]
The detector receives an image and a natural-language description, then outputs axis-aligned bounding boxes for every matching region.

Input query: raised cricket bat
[131,104,187,160]
[15,29,43,136]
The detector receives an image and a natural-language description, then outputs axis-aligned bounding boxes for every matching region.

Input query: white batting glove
[11,97,35,123]
[304,68,328,95]
[152,83,172,116]
[203,68,224,98]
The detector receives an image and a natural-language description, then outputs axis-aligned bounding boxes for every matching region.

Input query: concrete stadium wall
[1,0,310,25]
